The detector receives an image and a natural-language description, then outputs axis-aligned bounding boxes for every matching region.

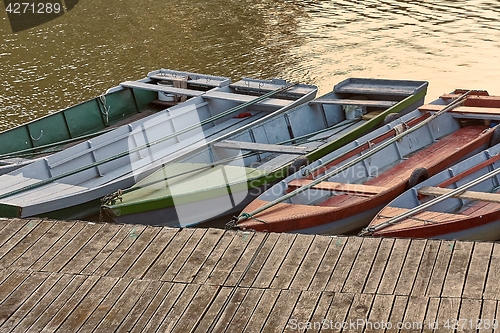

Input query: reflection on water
[1,0,500,132]
[1,0,500,234]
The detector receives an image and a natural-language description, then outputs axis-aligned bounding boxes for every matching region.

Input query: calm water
[1,0,500,132]
[1,0,500,229]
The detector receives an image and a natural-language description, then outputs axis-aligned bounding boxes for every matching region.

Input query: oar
[0,83,298,200]
[231,90,472,225]
[358,157,500,236]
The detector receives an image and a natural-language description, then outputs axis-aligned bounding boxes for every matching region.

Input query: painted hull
[0,78,317,219]
[235,90,500,234]
[0,69,231,175]
[366,143,500,240]
[105,186,265,228]
[102,78,429,226]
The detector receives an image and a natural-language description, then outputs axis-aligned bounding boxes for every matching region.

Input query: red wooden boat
[361,142,500,240]
[231,90,500,234]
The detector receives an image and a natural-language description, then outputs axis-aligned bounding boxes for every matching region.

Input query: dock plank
[76,278,132,332]
[0,219,499,333]
[135,282,187,333]
[141,228,194,281]
[400,296,429,333]
[105,226,161,278]
[0,272,59,333]
[11,273,75,332]
[0,271,30,303]
[160,229,207,282]
[94,279,151,332]
[0,220,53,268]
[29,221,84,272]
[325,237,362,292]
[0,219,25,247]
[478,299,497,333]
[34,275,99,332]
[191,230,236,285]
[251,233,296,289]
[228,233,280,288]
[9,221,74,270]
[457,298,482,333]
[302,291,336,333]
[463,242,493,299]
[127,282,173,333]
[426,240,454,298]
[55,276,122,332]
[484,243,500,300]
[270,234,314,290]
[411,240,440,296]
[422,298,440,333]
[170,284,220,333]
[204,231,258,286]
[58,223,122,275]
[173,228,225,284]
[343,293,374,333]
[362,238,394,294]
[212,288,256,333]
[114,280,163,333]
[442,241,474,298]
[376,238,410,295]
[262,290,301,333]
[434,297,461,333]
[0,219,41,260]
[282,291,321,333]
[123,227,179,280]
[41,222,104,273]
[394,239,427,296]
[342,238,381,294]
[241,288,281,333]
[289,235,331,291]
[309,237,346,291]
[91,225,147,277]
[364,294,395,333]
[191,286,233,333]
[0,271,48,327]
[385,295,408,333]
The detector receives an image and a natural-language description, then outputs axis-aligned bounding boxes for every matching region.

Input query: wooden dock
[0,218,499,332]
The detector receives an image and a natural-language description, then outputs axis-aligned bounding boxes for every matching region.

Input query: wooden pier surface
[0,218,499,332]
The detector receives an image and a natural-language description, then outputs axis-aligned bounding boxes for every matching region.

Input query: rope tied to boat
[101,189,123,206]
[226,212,268,229]
[30,129,43,141]
[99,94,110,125]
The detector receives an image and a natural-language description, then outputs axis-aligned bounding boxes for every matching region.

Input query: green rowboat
[0,69,231,174]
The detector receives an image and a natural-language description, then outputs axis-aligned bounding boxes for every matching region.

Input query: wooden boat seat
[213,140,312,154]
[309,99,397,108]
[419,104,500,120]
[120,81,205,97]
[418,186,500,203]
[373,206,468,231]
[334,83,417,96]
[287,179,387,196]
[230,80,312,95]
[148,73,230,88]
[202,91,290,108]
